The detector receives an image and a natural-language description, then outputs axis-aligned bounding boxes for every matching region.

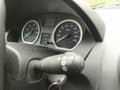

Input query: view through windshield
[77,0,120,9]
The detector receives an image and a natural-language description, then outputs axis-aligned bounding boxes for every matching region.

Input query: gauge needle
[56,33,70,43]
[24,30,33,39]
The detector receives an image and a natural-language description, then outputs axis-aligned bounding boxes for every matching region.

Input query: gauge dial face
[21,20,40,44]
[53,19,83,50]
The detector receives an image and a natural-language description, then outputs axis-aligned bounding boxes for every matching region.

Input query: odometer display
[21,20,40,44]
[53,19,83,51]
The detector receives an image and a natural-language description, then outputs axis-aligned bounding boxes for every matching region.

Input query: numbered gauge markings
[21,20,40,44]
[52,19,83,51]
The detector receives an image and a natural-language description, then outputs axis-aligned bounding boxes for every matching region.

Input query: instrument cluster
[7,14,84,51]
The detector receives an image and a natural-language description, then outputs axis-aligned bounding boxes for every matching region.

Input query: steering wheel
[0,0,5,90]
[0,0,59,89]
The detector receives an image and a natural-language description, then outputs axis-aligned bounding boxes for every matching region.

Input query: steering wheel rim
[0,0,6,90]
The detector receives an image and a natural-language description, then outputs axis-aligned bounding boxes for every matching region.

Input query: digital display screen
[44,18,55,27]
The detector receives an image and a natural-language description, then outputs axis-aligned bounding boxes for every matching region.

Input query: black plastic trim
[64,0,105,42]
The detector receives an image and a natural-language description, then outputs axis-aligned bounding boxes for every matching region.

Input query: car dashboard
[5,0,119,90]
[6,14,86,51]
[6,12,97,61]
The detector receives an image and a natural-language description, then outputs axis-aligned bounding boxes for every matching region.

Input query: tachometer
[21,20,40,44]
[53,19,83,51]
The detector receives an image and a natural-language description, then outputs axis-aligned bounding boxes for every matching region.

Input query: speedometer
[53,19,83,51]
[21,20,40,44]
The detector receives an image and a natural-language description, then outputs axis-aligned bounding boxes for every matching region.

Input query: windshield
[77,0,120,9]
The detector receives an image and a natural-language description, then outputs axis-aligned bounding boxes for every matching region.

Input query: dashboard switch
[32,52,84,74]
[40,33,51,45]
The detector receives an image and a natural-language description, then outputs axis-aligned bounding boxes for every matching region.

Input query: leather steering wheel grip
[0,0,6,90]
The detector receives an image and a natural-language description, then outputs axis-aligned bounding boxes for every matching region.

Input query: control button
[58,57,61,61]
[40,33,51,45]
[62,66,68,72]
[61,60,66,66]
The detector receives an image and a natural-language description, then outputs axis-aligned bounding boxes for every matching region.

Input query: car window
[75,0,120,9]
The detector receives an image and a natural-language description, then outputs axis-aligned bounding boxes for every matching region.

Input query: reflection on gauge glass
[53,19,83,51]
[21,20,40,44]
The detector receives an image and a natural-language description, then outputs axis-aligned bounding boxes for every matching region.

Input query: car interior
[0,0,120,90]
